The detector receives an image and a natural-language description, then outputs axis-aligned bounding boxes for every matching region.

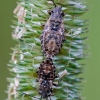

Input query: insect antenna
[51,0,56,7]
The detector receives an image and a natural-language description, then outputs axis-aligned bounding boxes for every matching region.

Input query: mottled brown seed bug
[36,58,57,99]
[37,58,57,86]
[40,5,65,58]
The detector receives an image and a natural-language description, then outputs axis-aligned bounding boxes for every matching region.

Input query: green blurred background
[0,0,100,100]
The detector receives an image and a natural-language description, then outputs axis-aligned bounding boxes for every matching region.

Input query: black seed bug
[40,5,65,58]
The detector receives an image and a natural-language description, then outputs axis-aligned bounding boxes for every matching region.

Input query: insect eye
[48,10,51,15]
[61,12,65,16]
[48,10,53,15]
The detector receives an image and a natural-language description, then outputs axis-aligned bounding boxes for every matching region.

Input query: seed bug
[36,58,57,99]
[40,6,65,58]
[21,80,53,100]
[37,58,57,87]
